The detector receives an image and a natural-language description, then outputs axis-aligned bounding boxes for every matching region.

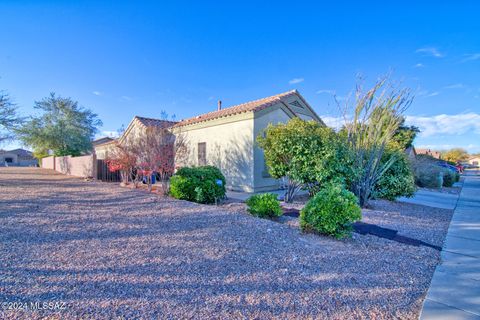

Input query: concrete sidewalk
[420,171,480,319]
[398,188,460,210]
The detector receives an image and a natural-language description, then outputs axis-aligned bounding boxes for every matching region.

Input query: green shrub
[374,150,416,200]
[195,180,218,204]
[170,175,196,200]
[412,157,443,188]
[455,172,460,182]
[300,184,362,239]
[246,193,282,218]
[169,166,226,204]
[442,170,456,187]
[257,117,358,202]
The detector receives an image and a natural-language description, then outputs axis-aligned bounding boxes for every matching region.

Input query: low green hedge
[374,151,416,200]
[246,193,282,218]
[442,170,456,187]
[170,166,226,204]
[300,183,361,239]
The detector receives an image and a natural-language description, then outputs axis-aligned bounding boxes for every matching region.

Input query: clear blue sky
[1,1,479,152]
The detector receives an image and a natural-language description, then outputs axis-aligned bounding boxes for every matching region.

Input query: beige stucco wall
[94,143,115,160]
[41,156,55,169]
[469,157,480,166]
[41,155,94,177]
[175,113,255,192]
[253,105,293,191]
[173,95,322,192]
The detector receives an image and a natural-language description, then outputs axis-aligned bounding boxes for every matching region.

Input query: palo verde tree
[341,77,413,207]
[0,91,22,144]
[257,117,356,202]
[16,93,102,157]
[442,148,469,163]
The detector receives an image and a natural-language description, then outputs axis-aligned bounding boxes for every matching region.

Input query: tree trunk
[147,175,152,192]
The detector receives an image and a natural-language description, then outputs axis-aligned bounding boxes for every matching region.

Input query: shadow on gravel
[283,208,442,251]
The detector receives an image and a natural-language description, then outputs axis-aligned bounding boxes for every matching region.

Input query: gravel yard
[0,167,453,319]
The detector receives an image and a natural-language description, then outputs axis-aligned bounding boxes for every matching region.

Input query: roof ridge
[207,89,297,115]
[134,115,178,123]
[174,90,298,127]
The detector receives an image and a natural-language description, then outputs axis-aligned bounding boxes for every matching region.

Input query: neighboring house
[92,137,116,160]
[0,148,38,167]
[94,116,177,160]
[416,148,442,159]
[467,156,480,167]
[92,136,114,148]
[94,90,324,192]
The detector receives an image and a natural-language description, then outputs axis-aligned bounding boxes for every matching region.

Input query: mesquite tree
[0,92,22,144]
[16,93,101,156]
[341,77,413,207]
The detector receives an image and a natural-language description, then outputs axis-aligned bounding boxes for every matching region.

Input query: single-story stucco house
[467,156,480,167]
[94,90,324,192]
[0,148,38,167]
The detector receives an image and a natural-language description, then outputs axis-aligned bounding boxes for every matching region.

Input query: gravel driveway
[0,167,452,319]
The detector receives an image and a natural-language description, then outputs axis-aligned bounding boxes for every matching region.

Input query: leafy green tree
[391,117,419,150]
[442,148,469,163]
[257,117,356,202]
[16,93,102,156]
[0,92,22,144]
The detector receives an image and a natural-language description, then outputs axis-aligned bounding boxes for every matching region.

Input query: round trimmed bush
[169,166,226,204]
[300,184,361,238]
[246,193,282,218]
[169,175,196,200]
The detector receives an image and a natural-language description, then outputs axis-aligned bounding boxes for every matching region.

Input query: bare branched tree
[106,137,138,185]
[134,125,188,194]
[339,76,413,207]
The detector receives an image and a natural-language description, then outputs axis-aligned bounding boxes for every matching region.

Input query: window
[198,142,206,166]
[5,157,13,163]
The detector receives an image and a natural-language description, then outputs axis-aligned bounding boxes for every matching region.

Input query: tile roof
[135,116,178,128]
[92,136,114,146]
[416,148,442,159]
[174,90,298,127]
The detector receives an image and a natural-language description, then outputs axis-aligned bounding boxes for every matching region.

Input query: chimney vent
[218,100,222,111]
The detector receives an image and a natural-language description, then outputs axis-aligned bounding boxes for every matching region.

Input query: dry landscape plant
[106,125,188,194]
[339,76,413,207]
[132,126,188,194]
[105,138,138,186]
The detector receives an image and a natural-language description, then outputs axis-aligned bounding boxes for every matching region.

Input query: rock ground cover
[0,167,453,319]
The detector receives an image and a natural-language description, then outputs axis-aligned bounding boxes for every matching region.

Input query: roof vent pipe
[218,100,222,111]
